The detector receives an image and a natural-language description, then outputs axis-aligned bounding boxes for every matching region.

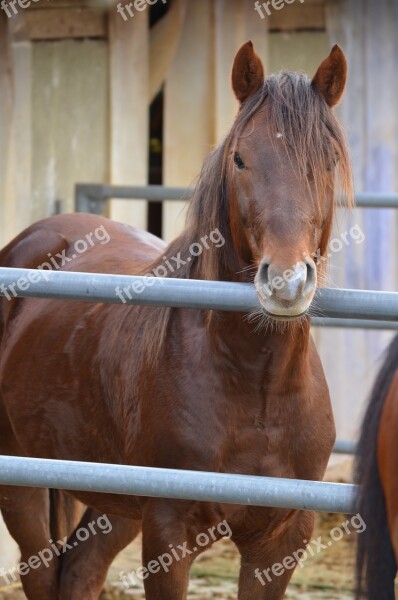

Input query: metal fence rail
[312,317,398,330]
[333,440,356,455]
[0,455,357,514]
[1,268,398,323]
[74,184,398,213]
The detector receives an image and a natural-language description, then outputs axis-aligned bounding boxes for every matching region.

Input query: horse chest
[216,384,327,481]
[221,410,296,479]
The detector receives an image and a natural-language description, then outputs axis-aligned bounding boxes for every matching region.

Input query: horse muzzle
[255,257,317,320]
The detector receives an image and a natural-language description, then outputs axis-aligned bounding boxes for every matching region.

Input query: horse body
[1,212,332,506]
[0,213,332,598]
[0,42,352,599]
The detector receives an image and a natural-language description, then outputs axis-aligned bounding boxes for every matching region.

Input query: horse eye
[327,154,340,172]
[234,152,245,170]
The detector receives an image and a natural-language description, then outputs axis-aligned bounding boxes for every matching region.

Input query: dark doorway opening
[148,2,169,239]
[148,89,163,238]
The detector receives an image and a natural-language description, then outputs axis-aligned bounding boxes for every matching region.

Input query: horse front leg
[59,508,141,600]
[140,499,207,600]
[235,509,315,600]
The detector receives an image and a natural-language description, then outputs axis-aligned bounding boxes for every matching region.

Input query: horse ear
[312,45,347,107]
[231,41,264,103]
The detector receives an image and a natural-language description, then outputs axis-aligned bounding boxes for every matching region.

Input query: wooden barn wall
[108,8,148,229]
[269,31,328,75]
[32,39,109,219]
[162,0,326,241]
[317,0,398,442]
[0,14,13,249]
[0,0,327,246]
[0,1,150,243]
[163,0,270,241]
[163,0,215,241]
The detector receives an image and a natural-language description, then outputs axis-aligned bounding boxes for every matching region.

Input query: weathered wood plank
[9,8,107,41]
[24,0,105,9]
[268,3,325,31]
[163,0,214,242]
[4,41,33,242]
[0,17,13,247]
[31,40,109,217]
[214,0,269,142]
[108,7,149,229]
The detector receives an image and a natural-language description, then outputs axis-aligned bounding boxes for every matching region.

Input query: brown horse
[355,333,398,599]
[0,42,352,599]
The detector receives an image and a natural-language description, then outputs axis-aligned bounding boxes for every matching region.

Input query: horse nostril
[258,261,270,286]
[307,260,315,280]
[304,259,317,292]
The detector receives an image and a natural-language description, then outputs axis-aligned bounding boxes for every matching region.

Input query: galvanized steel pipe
[75,184,398,208]
[1,268,398,322]
[332,440,357,454]
[312,318,398,330]
[0,456,357,514]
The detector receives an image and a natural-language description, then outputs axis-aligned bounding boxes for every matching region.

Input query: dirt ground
[102,511,357,599]
[0,513,358,599]
[0,458,397,599]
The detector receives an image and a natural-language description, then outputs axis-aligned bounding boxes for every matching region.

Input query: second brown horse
[356,332,398,599]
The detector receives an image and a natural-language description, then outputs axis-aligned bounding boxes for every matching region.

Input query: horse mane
[136,70,354,367]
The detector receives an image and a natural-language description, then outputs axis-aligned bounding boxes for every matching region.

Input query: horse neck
[206,306,311,378]
[162,201,312,379]
[184,228,311,376]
